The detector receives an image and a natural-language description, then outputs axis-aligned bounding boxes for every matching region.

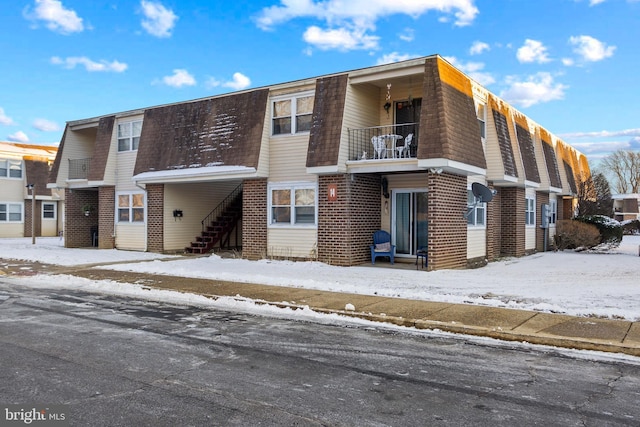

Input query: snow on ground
[0,236,639,320]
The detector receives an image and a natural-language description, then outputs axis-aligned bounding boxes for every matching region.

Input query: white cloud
[559,128,640,139]
[0,108,14,126]
[500,72,567,108]
[398,28,415,42]
[303,26,379,50]
[33,118,61,132]
[205,77,221,89]
[161,69,196,87]
[561,57,574,66]
[255,0,478,51]
[469,41,490,55]
[50,56,128,72]
[376,52,421,65]
[516,39,551,63]
[443,56,496,87]
[25,0,84,34]
[569,35,615,62]
[8,131,29,143]
[222,73,251,90]
[140,0,178,38]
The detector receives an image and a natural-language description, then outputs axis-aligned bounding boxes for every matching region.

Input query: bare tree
[598,150,640,194]
[576,172,613,216]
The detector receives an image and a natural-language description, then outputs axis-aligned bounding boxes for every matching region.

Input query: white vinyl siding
[115,223,146,251]
[267,228,317,259]
[467,228,486,259]
[269,134,313,182]
[55,126,97,186]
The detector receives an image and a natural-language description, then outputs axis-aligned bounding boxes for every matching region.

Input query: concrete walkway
[60,266,640,358]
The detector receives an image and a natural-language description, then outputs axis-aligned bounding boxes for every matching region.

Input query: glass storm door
[393,190,428,256]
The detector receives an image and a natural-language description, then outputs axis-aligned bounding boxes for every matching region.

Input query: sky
[1,235,639,321]
[1,0,639,168]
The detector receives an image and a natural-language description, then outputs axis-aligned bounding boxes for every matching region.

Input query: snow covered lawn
[1,235,639,320]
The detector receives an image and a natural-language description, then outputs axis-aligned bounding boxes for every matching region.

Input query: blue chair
[370,230,395,264]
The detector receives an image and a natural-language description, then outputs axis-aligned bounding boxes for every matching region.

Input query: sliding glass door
[392,190,428,257]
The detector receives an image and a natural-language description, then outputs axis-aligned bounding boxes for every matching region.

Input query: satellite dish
[472,182,494,203]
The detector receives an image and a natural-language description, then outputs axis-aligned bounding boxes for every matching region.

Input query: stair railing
[201,183,243,233]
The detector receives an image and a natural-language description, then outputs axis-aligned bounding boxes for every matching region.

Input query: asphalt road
[1,280,639,426]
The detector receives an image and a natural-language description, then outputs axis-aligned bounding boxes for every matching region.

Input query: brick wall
[486,183,501,261]
[500,187,525,257]
[536,191,550,252]
[23,200,42,238]
[146,184,164,253]
[98,186,115,249]
[242,179,267,260]
[64,188,98,248]
[317,174,380,266]
[427,172,467,270]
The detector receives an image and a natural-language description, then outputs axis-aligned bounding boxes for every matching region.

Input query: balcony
[69,158,91,180]
[348,123,419,161]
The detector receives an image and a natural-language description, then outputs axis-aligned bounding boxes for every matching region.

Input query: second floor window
[118,121,142,152]
[0,159,22,179]
[477,104,486,140]
[272,94,314,135]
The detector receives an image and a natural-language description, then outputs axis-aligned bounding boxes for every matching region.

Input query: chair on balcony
[370,230,395,264]
[371,136,387,159]
[395,133,414,158]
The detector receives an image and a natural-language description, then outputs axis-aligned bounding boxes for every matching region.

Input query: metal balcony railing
[68,158,91,180]
[348,123,419,161]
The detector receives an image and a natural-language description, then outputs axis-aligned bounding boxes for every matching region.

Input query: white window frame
[525,196,536,226]
[466,189,486,227]
[42,202,57,220]
[549,199,557,225]
[0,202,23,222]
[0,159,23,179]
[117,120,142,152]
[116,192,146,224]
[271,91,315,136]
[267,182,318,227]
[477,103,486,140]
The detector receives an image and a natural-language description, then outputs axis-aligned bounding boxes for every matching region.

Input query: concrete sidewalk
[61,267,640,358]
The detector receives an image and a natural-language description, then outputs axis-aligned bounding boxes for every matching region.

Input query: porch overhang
[132,165,258,185]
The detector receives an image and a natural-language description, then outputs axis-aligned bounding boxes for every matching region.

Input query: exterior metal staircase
[186,184,242,254]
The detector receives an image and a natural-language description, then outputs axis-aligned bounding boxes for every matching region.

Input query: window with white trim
[268,184,317,226]
[117,120,142,152]
[0,159,23,179]
[272,93,314,135]
[0,203,23,222]
[525,196,536,226]
[466,190,486,226]
[477,104,486,140]
[42,203,56,220]
[117,193,145,223]
[549,199,557,225]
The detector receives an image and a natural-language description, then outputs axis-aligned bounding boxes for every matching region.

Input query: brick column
[146,184,164,253]
[317,174,379,266]
[242,179,267,260]
[427,172,467,270]
[486,183,501,261]
[500,187,526,257]
[24,200,42,238]
[98,186,115,249]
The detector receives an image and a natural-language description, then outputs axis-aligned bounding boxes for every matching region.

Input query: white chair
[396,133,413,158]
[371,136,387,159]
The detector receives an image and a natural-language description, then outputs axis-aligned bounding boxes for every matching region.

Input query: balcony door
[392,190,428,257]
[395,98,421,157]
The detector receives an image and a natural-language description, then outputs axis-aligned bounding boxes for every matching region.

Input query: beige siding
[115,223,146,251]
[525,188,536,250]
[57,127,97,186]
[342,84,380,168]
[163,181,241,251]
[115,151,138,191]
[41,218,58,237]
[483,103,507,181]
[267,228,317,259]
[467,228,486,259]
[269,134,315,183]
[0,223,23,238]
[3,179,26,201]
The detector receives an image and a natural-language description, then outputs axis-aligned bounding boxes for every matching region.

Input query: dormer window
[118,120,142,152]
[272,93,314,135]
[477,104,486,140]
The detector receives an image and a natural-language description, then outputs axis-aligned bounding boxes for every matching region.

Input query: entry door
[393,190,428,256]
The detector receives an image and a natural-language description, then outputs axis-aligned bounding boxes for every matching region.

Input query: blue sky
[1,0,639,167]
